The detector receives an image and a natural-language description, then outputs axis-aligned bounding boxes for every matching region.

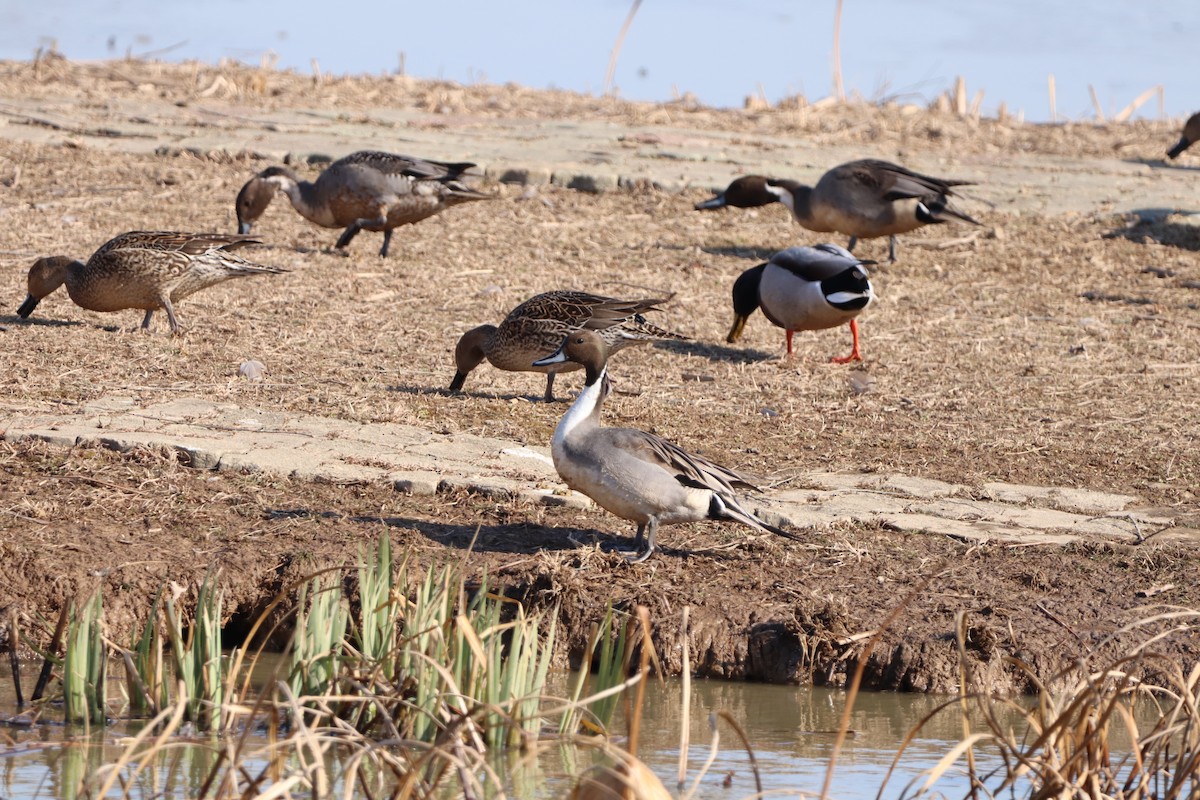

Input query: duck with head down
[235,150,493,257]
[726,243,875,363]
[696,159,979,262]
[451,290,687,402]
[16,230,287,334]
[533,329,801,563]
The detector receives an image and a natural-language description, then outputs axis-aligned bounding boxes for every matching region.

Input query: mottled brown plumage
[16,231,287,334]
[235,150,494,256]
[450,290,687,401]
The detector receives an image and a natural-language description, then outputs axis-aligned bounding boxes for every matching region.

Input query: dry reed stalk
[954,611,980,799]
[832,0,845,102]
[604,0,643,97]
[1114,85,1161,123]
[676,605,690,789]
[571,606,669,800]
[1089,85,1106,122]
[954,76,967,116]
[626,606,652,757]
[90,692,187,799]
[818,567,945,800]
[1048,73,1057,122]
[677,710,761,800]
[6,605,21,707]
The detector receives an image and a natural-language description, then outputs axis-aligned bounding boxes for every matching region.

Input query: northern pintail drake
[1167,112,1200,159]
[697,160,979,262]
[16,231,287,334]
[533,329,800,563]
[235,151,494,257]
[727,244,874,363]
[451,290,687,402]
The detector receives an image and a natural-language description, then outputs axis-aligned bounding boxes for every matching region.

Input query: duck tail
[444,179,497,202]
[918,197,980,227]
[220,254,291,276]
[623,316,690,342]
[433,160,478,178]
[711,494,805,542]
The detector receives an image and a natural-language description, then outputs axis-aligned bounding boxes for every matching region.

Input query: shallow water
[0,668,1011,799]
[1,1,1195,121]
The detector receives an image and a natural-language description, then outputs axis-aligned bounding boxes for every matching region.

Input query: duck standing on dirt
[1167,112,1200,159]
[533,329,800,563]
[451,290,687,401]
[234,151,493,257]
[16,230,287,334]
[726,243,874,363]
[696,159,979,262]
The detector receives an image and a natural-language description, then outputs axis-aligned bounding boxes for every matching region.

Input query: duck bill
[726,314,748,343]
[694,194,727,211]
[1167,137,1191,160]
[16,294,39,319]
[532,347,568,367]
[238,221,254,235]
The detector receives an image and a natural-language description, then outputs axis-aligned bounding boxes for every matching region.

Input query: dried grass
[4,129,1196,505]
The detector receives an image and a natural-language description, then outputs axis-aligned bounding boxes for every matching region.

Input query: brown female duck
[16,231,286,334]
[451,290,687,401]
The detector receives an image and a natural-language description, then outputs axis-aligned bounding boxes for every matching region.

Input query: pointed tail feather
[713,494,805,542]
[621,315,689,342]
[444,179,497,202]
[222,259,290,276]
[922,197,980,226]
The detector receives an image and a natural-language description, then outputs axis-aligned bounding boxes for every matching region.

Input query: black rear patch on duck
[821,268,873,311]
[708,493,726,520]
[914,200,941,224]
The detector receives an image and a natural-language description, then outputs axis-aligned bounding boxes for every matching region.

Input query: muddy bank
[1,441,1196,695]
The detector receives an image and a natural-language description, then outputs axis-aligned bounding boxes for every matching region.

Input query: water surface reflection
[0,672,1015,798]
